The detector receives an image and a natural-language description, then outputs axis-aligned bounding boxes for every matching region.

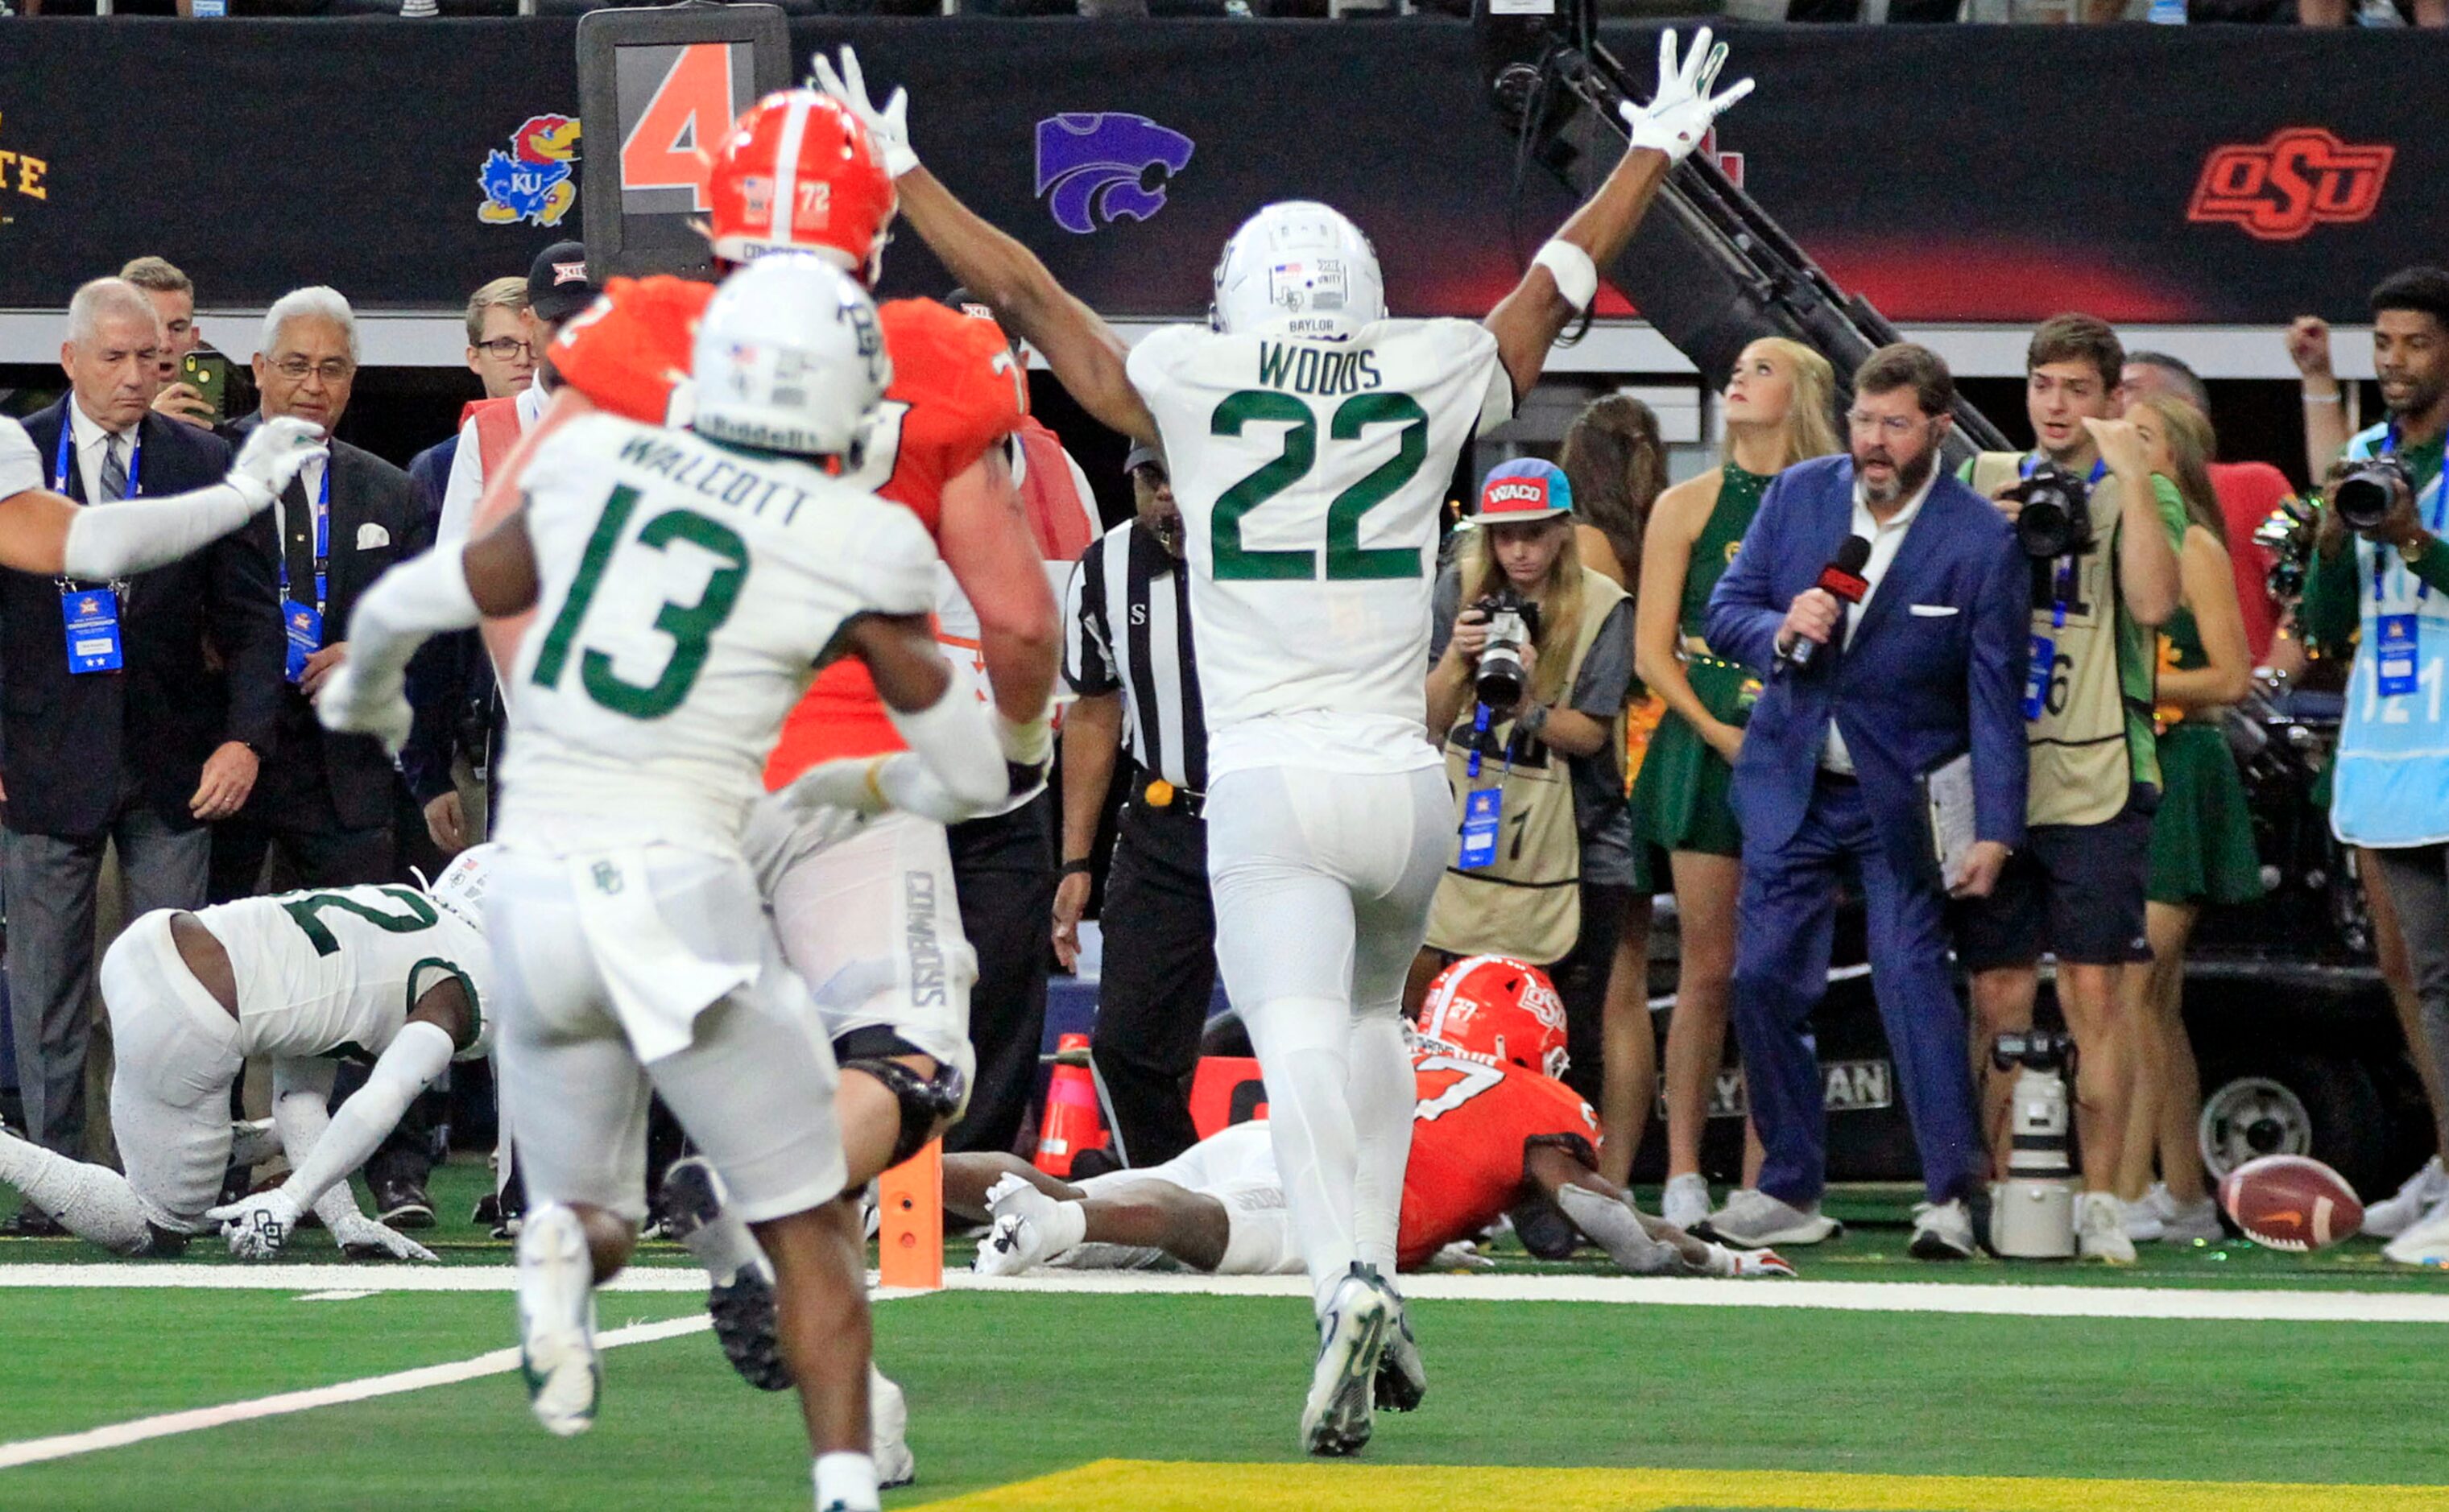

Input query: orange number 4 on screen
[621,42,737,211]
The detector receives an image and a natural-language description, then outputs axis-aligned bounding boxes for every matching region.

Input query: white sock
[1344,1010,1412,1283]
[1043,1198,1089,1257]
[1242,994,1359,1314]
[813,1450,880,1511]
[0,1130,153,1254]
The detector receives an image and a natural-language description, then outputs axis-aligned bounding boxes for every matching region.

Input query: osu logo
[1034,114,1193,236]
[479,114,581,228]
[2188,128,2392,242]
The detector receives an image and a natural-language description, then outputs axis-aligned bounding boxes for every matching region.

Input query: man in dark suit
[2,279,285,1192]
[207,288,428,899]
[1702,343,2029,1260]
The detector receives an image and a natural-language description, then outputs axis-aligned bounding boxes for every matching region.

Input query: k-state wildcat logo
[1034,114,1194,235]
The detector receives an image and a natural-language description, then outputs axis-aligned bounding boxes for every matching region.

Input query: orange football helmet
[707,89,896,281]
[1417,955,1570,1080]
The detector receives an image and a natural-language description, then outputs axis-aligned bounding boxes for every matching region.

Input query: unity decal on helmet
[478,114,581,229]
[1033,113,1194,236]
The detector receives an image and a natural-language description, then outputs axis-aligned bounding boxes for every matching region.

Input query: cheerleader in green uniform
[1628,337,1843,1229]
[2116,394,2260,1245]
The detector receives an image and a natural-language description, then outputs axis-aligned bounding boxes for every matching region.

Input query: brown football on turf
[2218,1155,2363,1252]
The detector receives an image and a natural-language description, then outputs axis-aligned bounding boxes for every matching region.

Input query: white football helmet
[424,842,498,934]
[691,252,891,461]
[1210,200,1385,344]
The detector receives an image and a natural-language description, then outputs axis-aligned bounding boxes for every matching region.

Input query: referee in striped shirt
[1053,444,1214,1167]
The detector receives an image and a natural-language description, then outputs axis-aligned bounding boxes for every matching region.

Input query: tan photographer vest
[1969,452,2161,828]
[1425,568,1628,965]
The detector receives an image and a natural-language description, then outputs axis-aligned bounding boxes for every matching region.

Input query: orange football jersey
[1397,1051,1599,1269]
[549,275,712,426]
[763,298,1027,785]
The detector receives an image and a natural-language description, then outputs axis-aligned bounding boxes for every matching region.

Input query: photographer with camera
[1961,313,2186,1264]
[2294,269,2449,1262]
[1421,459,1635,1114]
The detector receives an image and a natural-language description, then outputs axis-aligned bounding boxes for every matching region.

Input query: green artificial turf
[0,1288,2443,1510]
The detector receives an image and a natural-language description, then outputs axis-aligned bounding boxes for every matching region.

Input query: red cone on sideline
[1033,1033,1109,1179]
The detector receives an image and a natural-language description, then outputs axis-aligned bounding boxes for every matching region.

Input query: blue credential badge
[63,588,122,674]
[2375,613,2420,698]
[2022,632,2055,721]
[1458,786,1503,871]
[283,598,324,684]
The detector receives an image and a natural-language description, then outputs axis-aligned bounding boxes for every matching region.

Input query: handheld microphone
[1781,534,1873,670]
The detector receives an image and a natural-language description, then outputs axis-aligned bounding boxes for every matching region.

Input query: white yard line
[0,1260,2443,1323]
[0,1314,709,1471]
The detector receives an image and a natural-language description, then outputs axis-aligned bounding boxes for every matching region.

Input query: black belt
[1817,768,1860,787]
[1135,774,1206,820]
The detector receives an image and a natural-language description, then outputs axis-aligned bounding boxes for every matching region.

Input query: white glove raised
[1618,27,1754,167]
[329,1208,439,1263]
[227,416,329,512]
[315,657,412,755]
[208,1188,303,1261]
[809,45,918,179]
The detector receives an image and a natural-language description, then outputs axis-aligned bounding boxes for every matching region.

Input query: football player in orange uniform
[944,1044,1793,1283]
[449,91,1059,1491]
[947,960,1789,1294]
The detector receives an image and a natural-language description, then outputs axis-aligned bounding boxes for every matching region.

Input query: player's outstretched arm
[812,46,1159,447]
[213,1056,439,1262]
[938,446,1061,728]
[1483,27,1754,400]
[0,416,325,579]
[320,509,540,754]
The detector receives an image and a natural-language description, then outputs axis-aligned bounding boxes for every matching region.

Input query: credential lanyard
[53,419,141,501]
[2371,427,2447,609]
[277,466,333,613]
[2021,453,2107,629]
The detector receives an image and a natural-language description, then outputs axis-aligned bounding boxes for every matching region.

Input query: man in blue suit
[1702,344,2029,1260]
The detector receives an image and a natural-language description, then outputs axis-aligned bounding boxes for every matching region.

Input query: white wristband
[1533,240,1599,314]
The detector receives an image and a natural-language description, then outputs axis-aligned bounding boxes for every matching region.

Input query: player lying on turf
[0,851,495,1261]
[948,1020,1793,1284]
[813,29,1754,1456]
[319,255,1011,1512]
[0,408,325,579]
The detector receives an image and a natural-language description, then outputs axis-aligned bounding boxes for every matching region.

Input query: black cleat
[659,1156,792,1391]
[374,1175,436,1231]
[5,1203,65,1237]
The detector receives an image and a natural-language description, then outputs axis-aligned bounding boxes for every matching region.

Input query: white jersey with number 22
[1127,319,1512,779]
[498,412,940,856]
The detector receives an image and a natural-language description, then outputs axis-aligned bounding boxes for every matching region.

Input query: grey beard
[1864,448,1938,506]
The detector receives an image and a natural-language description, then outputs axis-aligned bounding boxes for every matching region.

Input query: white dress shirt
[66,396,139,503]
[1821,465,1938,775]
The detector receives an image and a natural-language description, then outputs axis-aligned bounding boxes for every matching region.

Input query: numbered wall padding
[0,20,2443,323]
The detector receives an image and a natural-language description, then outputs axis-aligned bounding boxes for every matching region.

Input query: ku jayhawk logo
[480,114,582,228]
[1033,114,1193,236]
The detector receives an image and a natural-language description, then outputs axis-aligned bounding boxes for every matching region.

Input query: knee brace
[841,1055,968,1167]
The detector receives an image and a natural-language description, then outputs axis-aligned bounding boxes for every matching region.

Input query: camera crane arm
[1477,6,2013,467]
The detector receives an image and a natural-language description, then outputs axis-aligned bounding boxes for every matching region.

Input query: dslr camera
[1471,589,1541,710]
[2012,461,2093,560]
[2253,494,2319,602]
[2330,455,2413,533]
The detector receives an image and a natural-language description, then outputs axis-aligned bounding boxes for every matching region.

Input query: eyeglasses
[474,337,533,361]
[272,356,357,384]
[1846,410,1928,439]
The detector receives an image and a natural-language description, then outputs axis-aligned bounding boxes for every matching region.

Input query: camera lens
[2332,465,2401,531]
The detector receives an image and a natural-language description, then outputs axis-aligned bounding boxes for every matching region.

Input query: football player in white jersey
[317,254,1007,1512]
[813,32,1754,1454]
[0,849,494,1262]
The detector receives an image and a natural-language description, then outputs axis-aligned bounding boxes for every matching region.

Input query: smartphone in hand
[180,352,230,420]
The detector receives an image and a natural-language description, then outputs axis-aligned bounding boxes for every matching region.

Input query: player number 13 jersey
[1127,320,1511,778]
